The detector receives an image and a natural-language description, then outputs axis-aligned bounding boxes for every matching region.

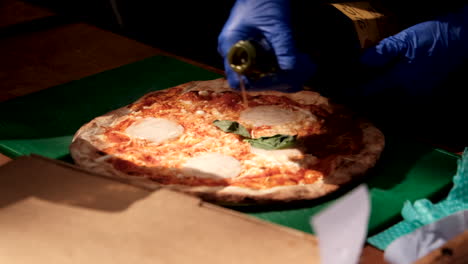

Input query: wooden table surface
[2,1,465,263]
[0,0,54,28]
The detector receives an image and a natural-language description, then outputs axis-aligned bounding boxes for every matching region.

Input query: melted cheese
[239,105,318,137]
[240,105,297,126]
[182,153,241,179]
[125,117,183,144]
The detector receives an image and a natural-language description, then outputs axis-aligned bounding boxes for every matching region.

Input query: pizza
[70,78,385,204]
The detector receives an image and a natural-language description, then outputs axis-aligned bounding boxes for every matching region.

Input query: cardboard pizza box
[330,1,399,49]
[0,155,319,263]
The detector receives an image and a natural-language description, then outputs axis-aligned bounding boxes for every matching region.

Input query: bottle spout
[227,40,256,74]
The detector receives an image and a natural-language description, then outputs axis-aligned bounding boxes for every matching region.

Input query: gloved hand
[358,5,468,98]
[217,0,316,92]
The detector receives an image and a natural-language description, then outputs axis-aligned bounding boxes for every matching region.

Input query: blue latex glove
[359,5,468,98]
[217,0,316,92]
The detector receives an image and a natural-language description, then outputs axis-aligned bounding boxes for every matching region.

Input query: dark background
[9,0,465,76]
[12,0,374,73]
[20,0,235,70]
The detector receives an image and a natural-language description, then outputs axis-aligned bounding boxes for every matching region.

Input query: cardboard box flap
[0,155,150,211]
[0,156,319,263]
[331,1,399,48]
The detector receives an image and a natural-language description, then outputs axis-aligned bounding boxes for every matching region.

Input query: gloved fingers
[218,27,252,90]
[217,27,254,57]
[360,33,410,67]
[221,0,297,71]
[219,27,261,90]
[356,4,468,107]
[217,0,315,91]
[220,23,298,72]
[225,51,316,91]
[360,18,455,68]
[262,25,298,71]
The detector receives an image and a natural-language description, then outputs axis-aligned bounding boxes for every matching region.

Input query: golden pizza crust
[182,78,331,110]
[70,78,385,204]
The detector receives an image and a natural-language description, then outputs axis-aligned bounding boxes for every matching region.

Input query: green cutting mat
[0,55,459,236]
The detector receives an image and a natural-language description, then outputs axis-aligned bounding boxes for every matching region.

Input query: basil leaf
[213,120,251,138]
[244,134,297,150]
[213,120,297,150]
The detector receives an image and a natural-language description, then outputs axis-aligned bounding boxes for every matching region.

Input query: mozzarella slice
[182,153,241,179]
[240,105,298,126]
[125,117,184,144]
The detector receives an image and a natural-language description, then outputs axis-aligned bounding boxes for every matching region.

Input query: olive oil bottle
[227,39,279,80]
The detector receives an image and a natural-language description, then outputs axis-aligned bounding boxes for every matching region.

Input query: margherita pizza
[70,78,384,204]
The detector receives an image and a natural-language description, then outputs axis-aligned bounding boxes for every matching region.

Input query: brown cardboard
[0,155,319,263]
[331,1,399,49]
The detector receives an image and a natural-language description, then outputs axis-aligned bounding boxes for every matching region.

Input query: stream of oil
[238,74,248,108]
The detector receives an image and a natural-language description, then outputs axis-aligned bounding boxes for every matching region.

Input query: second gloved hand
[217,0,316,92]
[358,5,468,99]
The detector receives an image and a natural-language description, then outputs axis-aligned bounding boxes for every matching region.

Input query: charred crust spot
[441,248,453,256]
[241,197,257,204]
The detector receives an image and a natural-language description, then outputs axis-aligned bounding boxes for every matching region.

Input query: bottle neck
[227,40,257,75]
[227,39,278,79]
